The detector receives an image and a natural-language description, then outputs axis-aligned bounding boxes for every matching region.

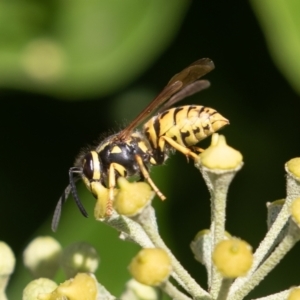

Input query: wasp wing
[157,80,211,113]
[117,80,182,140]
[117,58,214,140]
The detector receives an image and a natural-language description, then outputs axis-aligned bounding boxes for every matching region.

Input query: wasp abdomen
[143,105,228,163]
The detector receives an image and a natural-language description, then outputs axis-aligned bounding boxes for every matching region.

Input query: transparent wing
[117,58,214,140]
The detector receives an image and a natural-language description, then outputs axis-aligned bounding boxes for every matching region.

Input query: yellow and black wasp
[51,58,229,231]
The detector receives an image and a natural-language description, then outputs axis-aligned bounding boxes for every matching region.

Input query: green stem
[136,206,212,300]
[160,281,192,300]
[216,278,233,300]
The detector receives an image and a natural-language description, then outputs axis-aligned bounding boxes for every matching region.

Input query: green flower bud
[23,236,61,279]
[200,134,243,170]
[190,229,212,265]
[191,230,231,265]
[267,199,285,229]
[128,248,172,286]
[22,278,57,300]
[61,242,100,278]
[212,238,253,278]
[266,199,288,245]
[114,178,155,217]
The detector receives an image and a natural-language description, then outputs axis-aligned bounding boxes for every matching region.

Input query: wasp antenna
[69,168,89,218]
[51,184,72,232]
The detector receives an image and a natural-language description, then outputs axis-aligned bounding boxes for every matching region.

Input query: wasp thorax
[82,151,101,181]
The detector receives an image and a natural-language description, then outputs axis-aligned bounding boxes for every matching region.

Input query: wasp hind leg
[135,155,166,201]
[161,136,199,160]
[190,145,204,154]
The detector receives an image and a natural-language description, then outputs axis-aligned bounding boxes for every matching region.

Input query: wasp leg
[190,146,204,154]
[134,155,166,201]
[161,136,199,160]
[107,163,118,216]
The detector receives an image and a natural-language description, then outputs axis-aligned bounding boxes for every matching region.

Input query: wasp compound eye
[82,151,101,182]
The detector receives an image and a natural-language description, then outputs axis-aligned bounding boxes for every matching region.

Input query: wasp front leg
[107,163,118,216]
[134,155,166,201]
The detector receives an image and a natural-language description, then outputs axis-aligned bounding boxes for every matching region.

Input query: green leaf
[0,0,189,99]
[250,0,300,95]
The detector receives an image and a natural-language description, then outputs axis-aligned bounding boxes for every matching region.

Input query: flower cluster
[2,134,300,300]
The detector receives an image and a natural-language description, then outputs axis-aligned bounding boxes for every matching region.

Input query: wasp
[51,58,229,231]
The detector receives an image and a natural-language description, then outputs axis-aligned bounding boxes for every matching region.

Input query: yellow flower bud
[128,248,172,286]
[291,198,300,226]
[286,158,300,178]
[288,287,300,300]
[90,181,110,219]
[121,279,159,300]
[200,134,243,170]
[191,230,231,265]
[114,178,155,216]
[212,238,253,278]
[39,273,98,300]
[0,241,15,277]
[23,236,61,279]
[0,241,15,297]
[61,242,100,278]
[22,278,57,300]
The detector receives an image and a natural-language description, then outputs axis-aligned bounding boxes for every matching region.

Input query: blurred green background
[1,0,300,299]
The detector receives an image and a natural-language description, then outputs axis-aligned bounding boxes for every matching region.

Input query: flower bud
[121,279,159,300]
[61,242,100,278]
[288,287,300,300]
[114,178,155,217]
[200,134,243,170]
[286,158,300,179]
[266,199,288,245]
[267,199,285,229]
[23,236,61,279]
[22,278,57,300]
[90,181,110,219]
[0,241,15,297]
[212,238,253,278]
[290,198,300,226]
[0,242,15,278]
[128,248,172,286]
[191,230,231,265]
[39,273,98,300]
[190,230,212,265]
